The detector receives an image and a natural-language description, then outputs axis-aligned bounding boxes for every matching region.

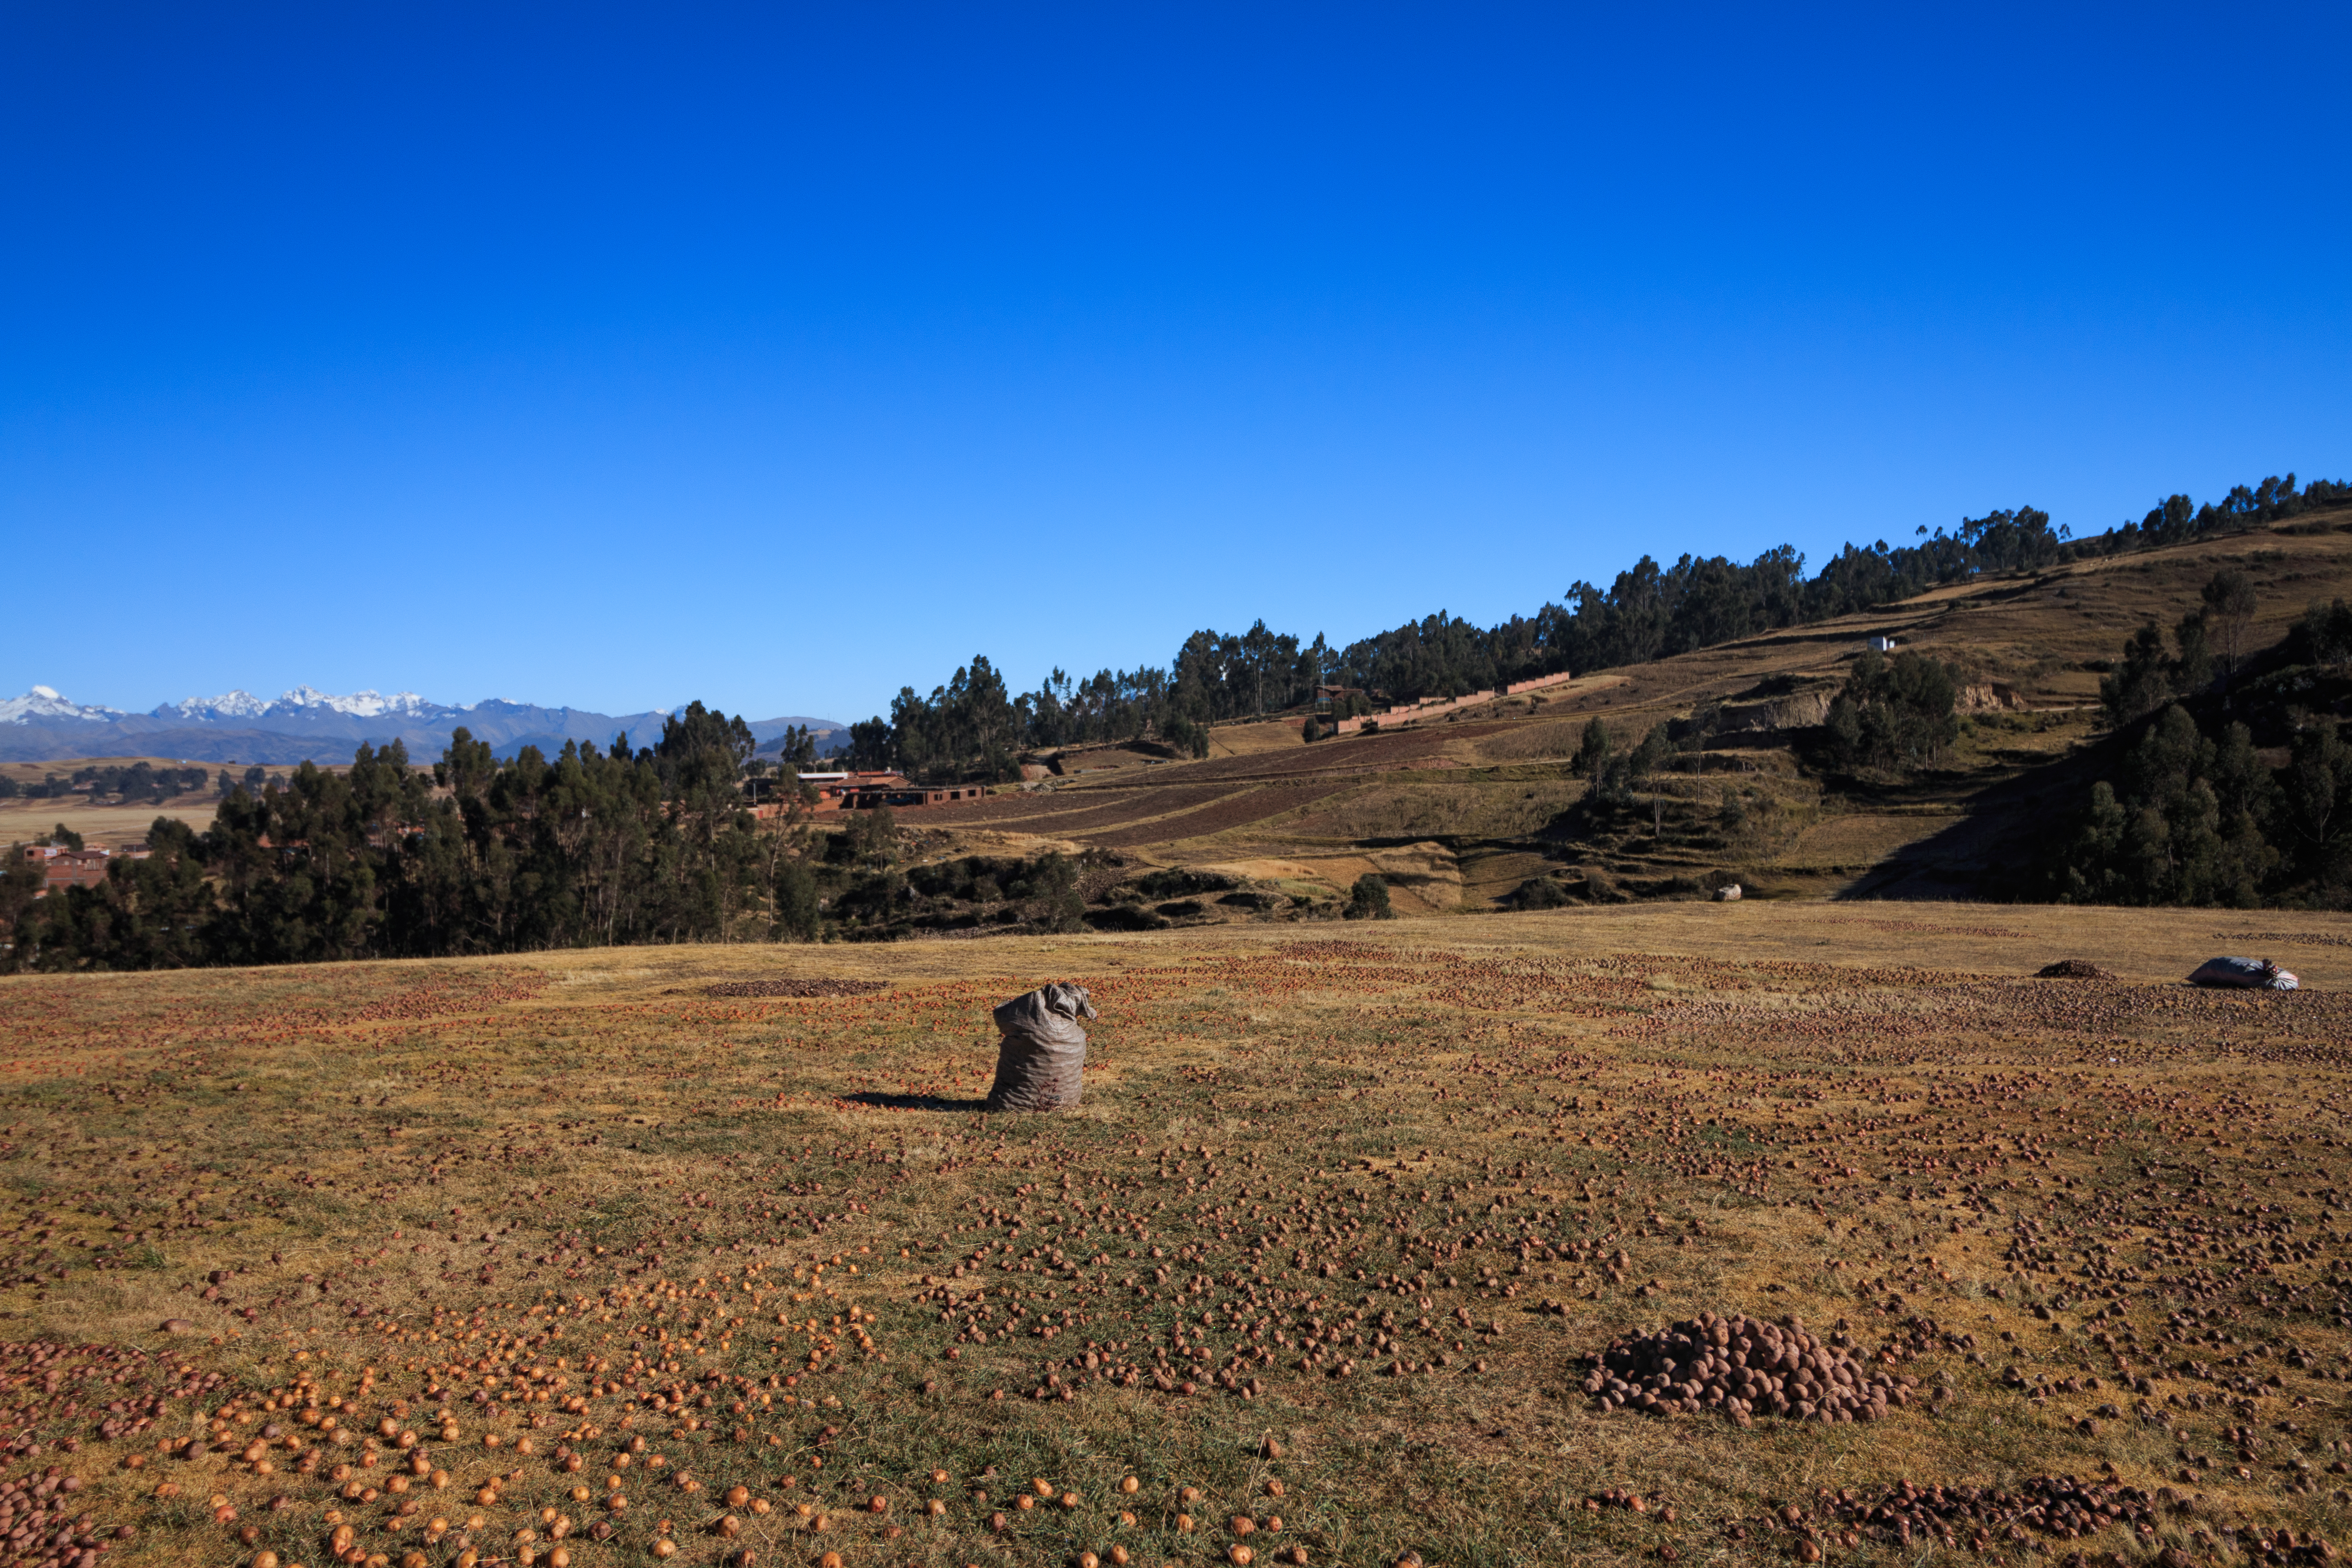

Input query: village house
[750,772,987,814]
[839,782,989,810]
[19,843,116,895]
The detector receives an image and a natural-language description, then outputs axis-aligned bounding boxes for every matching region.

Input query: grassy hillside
[889,508,2352,916]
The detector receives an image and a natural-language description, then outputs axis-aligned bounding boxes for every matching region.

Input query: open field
[0,796,220,849]
[0,761,233,848]
[2,904,2349,1567]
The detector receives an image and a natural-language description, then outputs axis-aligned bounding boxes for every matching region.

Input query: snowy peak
[0,687,126,725]
[271,686,432,718]
[159,689,270,720]
[157,688,437,723]
[0,683,842,765]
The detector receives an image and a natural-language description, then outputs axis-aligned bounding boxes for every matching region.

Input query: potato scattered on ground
[701,980,892,999]
[0,900,2347,1567]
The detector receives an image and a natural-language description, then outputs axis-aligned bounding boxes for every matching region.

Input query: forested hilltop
[867,473,2347,780]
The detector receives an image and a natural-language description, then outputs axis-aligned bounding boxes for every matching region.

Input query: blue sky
[5,3,2347,725]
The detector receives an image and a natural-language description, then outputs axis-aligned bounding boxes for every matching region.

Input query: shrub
[1022,851,1087,933]
[1504,876,1574,910]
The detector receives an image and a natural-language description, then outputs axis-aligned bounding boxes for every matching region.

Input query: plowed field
[916,724,1520,854]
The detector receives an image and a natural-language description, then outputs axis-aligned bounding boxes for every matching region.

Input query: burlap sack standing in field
[985,983,1098,1111]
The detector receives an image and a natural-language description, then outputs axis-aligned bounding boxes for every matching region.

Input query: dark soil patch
[702,978,892,998]
[2035,959,2118,979]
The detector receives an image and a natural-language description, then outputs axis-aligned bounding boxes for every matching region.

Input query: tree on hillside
[2100,606,2226,727]
[2202,568,2258,682]
[774,724,819,773]
[1161,716,1210,759]
[1344,874,1394,920]
[1825,649,1958,771]
[750,778,821,942]
[2100,623,2176,726]
[1954,505,2066,573]
[891,656,1020,782]
[655,702,756,800]
[1020,851,1086,932]
[772,857,820,940]
[0,851,43,944]
[842,804,899,870]
[2291,599,2352,669]
[2279,721,2352,895]
[2053,705,2275,906]
[1571,718,1613,778]
[1583,722,1671,807]
[845,717,893,772]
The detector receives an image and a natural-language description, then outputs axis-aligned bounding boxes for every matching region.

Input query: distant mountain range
[0,686,843,766]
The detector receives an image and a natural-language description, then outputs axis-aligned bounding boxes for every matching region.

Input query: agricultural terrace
[0,901,2349,1568]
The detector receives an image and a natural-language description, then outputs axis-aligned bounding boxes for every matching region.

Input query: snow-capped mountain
[158,687,437,723]
[0,686,126,725]
[0,686,841,764]
[159,689,273,720]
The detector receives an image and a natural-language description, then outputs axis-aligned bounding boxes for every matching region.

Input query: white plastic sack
[2187,956,2298,991]
[985,983,1097,1111]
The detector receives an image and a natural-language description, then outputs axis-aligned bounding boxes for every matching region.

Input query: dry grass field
[0,760,231,849]
[3,903,2349,1568]
[0,798,218,849]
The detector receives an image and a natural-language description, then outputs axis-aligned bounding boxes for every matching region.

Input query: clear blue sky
[6,3,2347,725]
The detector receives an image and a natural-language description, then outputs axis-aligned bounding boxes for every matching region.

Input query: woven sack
[985,983,1097,1111]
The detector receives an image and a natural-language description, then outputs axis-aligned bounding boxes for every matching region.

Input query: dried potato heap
[1580,1312,1918,1423]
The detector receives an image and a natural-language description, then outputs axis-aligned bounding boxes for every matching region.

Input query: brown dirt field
[1040,744,1181,776]
[1087,782,1363,849]
[1198,720,1309,760]
[1282,779,1587,845]
[922,785,1242,835]
[6,902,2350,1568]
[1167,724,1515,785]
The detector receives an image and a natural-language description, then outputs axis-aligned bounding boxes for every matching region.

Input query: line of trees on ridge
[862,473,2347,782]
